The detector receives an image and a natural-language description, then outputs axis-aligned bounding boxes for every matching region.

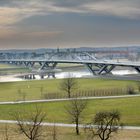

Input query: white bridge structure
[0,52,140,78]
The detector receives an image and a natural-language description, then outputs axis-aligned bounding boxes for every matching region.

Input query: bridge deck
[0,59,140,67]
[0,59,140,75]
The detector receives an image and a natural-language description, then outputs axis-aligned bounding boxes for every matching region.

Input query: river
[0,69,138,82]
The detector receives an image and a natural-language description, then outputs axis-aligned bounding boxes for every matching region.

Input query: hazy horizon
[0,0,140,49]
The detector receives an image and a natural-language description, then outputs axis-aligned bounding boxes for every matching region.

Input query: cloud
[0,27,17,39]
[0,7,40,26]
[25,31,63,38]
[47,0,140,19]
[0,0,140,48]
[0,32,63,49]
[0,7,21,26]
[0,28,63,40]
[0,1,44,26]
[82,0,140,19]
[38,0,140,19]
[0,0,140,27]
[0,27,63,47]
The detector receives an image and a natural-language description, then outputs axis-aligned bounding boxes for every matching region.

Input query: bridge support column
[106,65,116,73]
[40,75,44,79]
[24,75,30,79]
[86,63,116,75]
[29,74,32,79]
[39,62,57,78]
[24,75,27,79]
[47,72,56,78]
[40,62,57,70]
[97,64,115,75]
[97,65,108,75]
[134,67,140,73]
[23,62,35,68]
[85,64,97,75]
[33,74,36,79]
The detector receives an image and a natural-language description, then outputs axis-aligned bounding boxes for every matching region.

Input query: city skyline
[0,0,140,49]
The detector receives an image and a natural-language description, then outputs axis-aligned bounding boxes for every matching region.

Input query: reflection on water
[55,71,92,78]
[0,75,23,82]
[0,69,138,82]
[112,70,137,75]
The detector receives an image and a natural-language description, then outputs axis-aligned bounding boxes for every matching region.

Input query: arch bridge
[0,59,140,76]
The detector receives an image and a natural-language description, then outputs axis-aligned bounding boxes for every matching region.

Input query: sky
[0,0,140,49]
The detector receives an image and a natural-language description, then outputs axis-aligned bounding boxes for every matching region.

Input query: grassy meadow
[0,96,140,126]
[0,64,30,74]
[0,78,139,101]
[0,64,140,139]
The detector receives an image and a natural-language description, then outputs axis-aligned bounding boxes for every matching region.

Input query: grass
[0,64,30,74]
[0,64,18,69]
[0,78,138,101]
[0,68,30,73]
[0,97,140,126]
[0,64,140,139]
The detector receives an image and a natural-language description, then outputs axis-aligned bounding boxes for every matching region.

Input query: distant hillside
[0,46,140,53]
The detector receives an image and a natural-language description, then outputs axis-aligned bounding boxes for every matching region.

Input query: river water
[0,69,138,82]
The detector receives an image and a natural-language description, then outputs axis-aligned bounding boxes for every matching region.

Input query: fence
[43,88,130,99]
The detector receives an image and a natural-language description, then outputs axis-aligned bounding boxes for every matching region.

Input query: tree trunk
[68,90,71,98]
[76,122,79,135]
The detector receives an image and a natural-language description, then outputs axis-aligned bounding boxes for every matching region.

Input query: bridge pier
[40,74,45,79]
[47,72,56,78]
[40,62,57,70]
[38,62,57,78]
[24,75,31,79]
[29,74,32,79]
[24,75,28,79]
[24,74,36,80]
[23,62,35,68]
[85,64,97,75]
[134,67,140,73]
[33,74,36,79]
[86,64,116,75]
[106,65,116,73]
[97,64,115,75]
[97,65,109,75]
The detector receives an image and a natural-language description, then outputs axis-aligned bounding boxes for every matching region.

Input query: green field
[0,63,139,101]
[0,78,139,101]
[0,64,18,69]
[0,64,30,74]
[0,68,139,139]
[0,97,140,126]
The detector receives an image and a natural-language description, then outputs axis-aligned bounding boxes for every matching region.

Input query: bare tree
[60,75,78,98]
[85,110,122,140]
[13,106,46,140]
[65,99,87,135]
[3,124,10,140]
[52,124,57,140]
